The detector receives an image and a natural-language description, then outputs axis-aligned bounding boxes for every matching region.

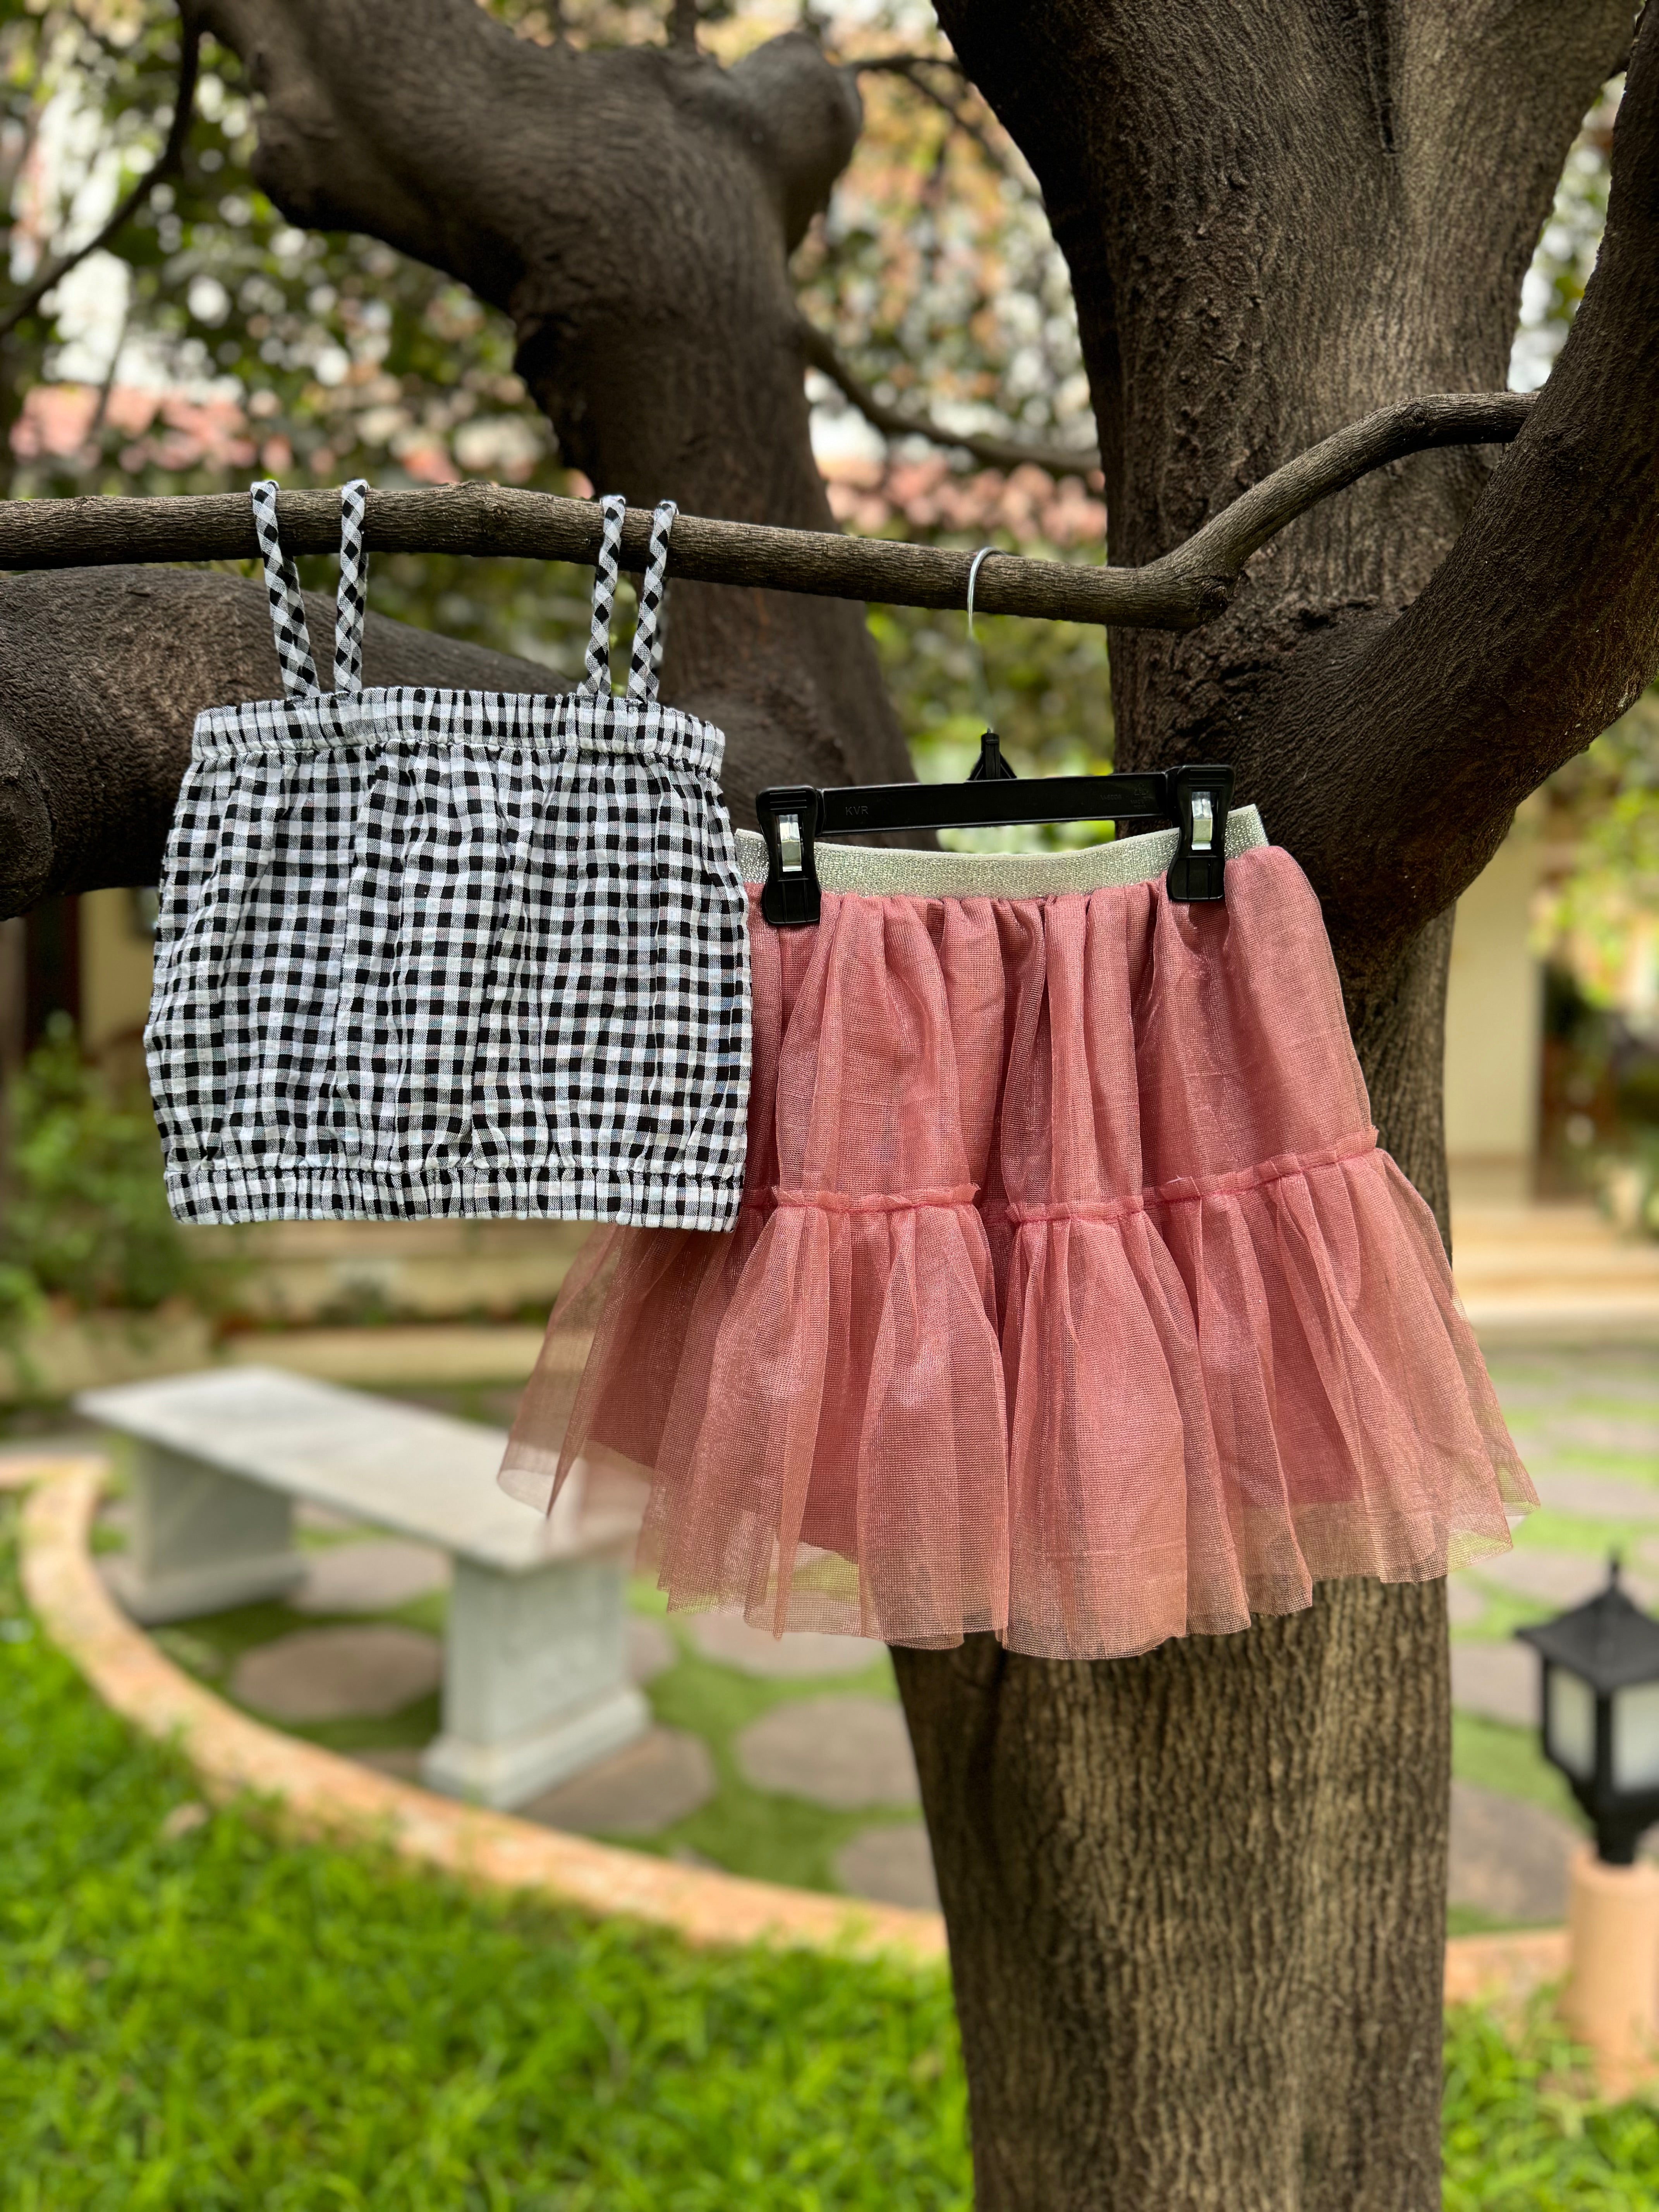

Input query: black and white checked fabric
[250,477,322,697]
[628,499,674,699]
[333,477,367,694]
[146,483,751,1230]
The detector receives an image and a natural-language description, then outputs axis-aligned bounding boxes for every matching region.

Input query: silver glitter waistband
[734,803,1267,898]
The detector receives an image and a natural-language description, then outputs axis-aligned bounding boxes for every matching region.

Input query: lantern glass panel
[1613,1681,1659,1793]
[1547,1666,1596,1781]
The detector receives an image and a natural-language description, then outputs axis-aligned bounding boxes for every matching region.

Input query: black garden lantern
[1516,1559,1659,1865]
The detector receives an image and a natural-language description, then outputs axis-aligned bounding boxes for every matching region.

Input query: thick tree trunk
[10,2,1659,2203]
[905,5,1638,2202]
[895,913,1458,2211]
[894,1578,1451,2211]
[186,0,913,812]
[0,568,563,917]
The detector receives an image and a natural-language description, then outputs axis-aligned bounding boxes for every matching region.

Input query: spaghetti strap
[582,495,677,699]
[627,500,677,700]
[250,479,319,698]
[334,478,368,694]
[583,495,627,692]
[249,478,369,698]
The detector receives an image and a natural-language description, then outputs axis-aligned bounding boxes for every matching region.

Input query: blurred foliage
[1534,683,1659,1233]
[872,594,1115,850]
[1536,960,1659,1231]
[790,29,1095,466]
[0,8,1652,888]
[0,0,1097,707]
[1516,77,1659,1081]
[0,1013,230,1321]
[1510,81,1618,392]
[1535,692,1659,1033]
[1442,1999,1659,2210]
[1594,1132,1659,1241]
[0,0,600,670]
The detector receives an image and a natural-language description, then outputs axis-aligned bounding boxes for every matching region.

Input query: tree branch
[186,0,910,834]
[0,568,562,918]
[846,53,1011,173]
[1267,2,1659,952]
[668,0,697,53]
[0,389,1532,629]
[0,14,201,344]
[798,317,1103,480]
[848,56,967,78]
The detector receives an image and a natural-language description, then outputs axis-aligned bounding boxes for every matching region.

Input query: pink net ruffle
[502,845,1534,1660]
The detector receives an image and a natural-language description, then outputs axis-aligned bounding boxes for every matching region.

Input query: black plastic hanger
[755,741,1234,927]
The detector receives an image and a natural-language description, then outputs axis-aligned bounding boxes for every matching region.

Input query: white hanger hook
[966,545,1001,728]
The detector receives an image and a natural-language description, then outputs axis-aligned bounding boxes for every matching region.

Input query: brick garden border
[5,1452,1568,2002]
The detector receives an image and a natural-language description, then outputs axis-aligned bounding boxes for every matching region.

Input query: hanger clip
[756,760,1237,926]
[1164,764,1234,903]
[757,786,822,927]
[967,730,1018,783]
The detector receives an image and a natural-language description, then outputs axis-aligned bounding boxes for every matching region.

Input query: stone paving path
[108,1341,1659,1921]
[1449,1781,1580,1924]
[734,1696,920,1810]
[834,1824,939,1911]
[291,1538,450,1615]
[522,1729,717,1836]
[686,1614,886,1678]
[232,1625,443,1723]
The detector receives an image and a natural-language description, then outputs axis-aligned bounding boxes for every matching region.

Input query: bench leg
[105,1441,307,1624]
[421,1554,648,1809]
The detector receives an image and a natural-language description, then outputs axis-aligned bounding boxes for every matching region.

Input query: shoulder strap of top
[626,499,677,702]
[582,495,627,693]
[251,479,319,698]
[334,479,368,695]
[250,478,370,699]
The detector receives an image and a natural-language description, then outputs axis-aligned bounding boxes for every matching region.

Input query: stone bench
[77,1365,645,1810]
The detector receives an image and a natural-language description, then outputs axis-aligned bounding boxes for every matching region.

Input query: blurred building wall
[79,888,155,1085]
[1445,830,1543,1204]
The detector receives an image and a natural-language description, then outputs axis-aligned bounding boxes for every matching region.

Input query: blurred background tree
[2,2,1655,1224]
[0,0,1108,789]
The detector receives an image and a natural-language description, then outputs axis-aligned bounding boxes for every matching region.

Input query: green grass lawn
[6,1495,1659,2205]
[0,1498,968,2209]
[1443,2010,1659,2210]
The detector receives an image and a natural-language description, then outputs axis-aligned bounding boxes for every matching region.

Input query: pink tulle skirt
[500,818,1534,1659]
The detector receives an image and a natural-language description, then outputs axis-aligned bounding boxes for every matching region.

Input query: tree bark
[0,391,1533,917]
[184,0,912,807]
[900,3,1642,2203]
[894,1578,1451,2212]
[0,568,560,915]
[8,1,1659,2203]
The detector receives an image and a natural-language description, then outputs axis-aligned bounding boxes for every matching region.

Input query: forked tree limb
[0,569,562,919]
[1264,5,1659,952]
[846,52,1013,175]
[177,0,913,832]
[935,0,1641,994]
[0,388,1532,631]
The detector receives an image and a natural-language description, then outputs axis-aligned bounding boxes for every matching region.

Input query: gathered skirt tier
[501,836,1533,1661]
